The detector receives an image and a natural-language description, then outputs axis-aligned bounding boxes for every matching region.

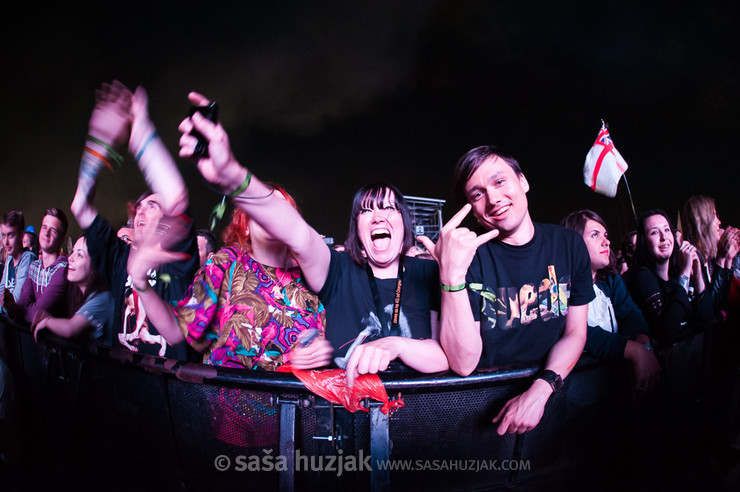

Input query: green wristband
[133,282,150,293]
[228,170,252,197]
[87,135,124,166]
[440,282,466,292]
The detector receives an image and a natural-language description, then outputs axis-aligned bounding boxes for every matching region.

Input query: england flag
[583,121,629,197]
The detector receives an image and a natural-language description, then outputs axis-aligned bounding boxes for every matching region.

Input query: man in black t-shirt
[70,81,197,359]
[420,146,594,435]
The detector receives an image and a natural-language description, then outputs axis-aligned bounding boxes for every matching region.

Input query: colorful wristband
[86,135,124,166]
[440,282,466,292]
[228,170,252,197]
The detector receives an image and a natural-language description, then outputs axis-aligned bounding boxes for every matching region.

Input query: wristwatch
[535,370,563,393]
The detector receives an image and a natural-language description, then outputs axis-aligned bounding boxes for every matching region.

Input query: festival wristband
[678,274,690,291]
[440,282,466,292]
[227,170,252,197]
[135,131,159,161]
[86,135,124,166]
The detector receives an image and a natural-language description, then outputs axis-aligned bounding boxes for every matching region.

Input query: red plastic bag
[278,366,404,414]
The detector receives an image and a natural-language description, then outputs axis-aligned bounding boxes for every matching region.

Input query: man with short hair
[1,211,37,315]
[196,229,218,267]
[420,146,594,435]
[5,208,70,324]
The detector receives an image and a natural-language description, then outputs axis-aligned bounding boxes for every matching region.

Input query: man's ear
[519,174,530,193]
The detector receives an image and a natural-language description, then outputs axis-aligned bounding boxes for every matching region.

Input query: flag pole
[621,174,637,223]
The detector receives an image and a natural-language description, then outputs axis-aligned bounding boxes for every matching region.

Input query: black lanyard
[365,256,404,337]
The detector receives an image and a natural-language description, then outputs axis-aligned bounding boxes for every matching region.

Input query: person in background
[196,228,219,268]
[680,195,740,321]
[0,211,37,314]
[32,236,113,341]
[23,226,39,257]
[562,210,661,397]
[3,208,69,324]
[626,210,711,344]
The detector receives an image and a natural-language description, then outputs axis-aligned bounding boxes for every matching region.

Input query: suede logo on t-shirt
[470,265,572,331]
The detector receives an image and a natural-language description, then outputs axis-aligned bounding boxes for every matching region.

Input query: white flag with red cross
[583,121,629,198]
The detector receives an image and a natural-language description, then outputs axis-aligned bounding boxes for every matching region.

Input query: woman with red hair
[128,184,328,371]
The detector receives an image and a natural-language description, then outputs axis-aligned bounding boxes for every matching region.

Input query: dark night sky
[2,1,739,246]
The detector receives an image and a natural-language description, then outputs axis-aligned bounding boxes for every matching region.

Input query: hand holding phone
[188,102,219,158]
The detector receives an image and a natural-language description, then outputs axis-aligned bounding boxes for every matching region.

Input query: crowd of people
[1,81,739,449]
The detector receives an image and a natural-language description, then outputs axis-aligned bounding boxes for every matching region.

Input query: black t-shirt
[466,223,594,369]
[319,249,440,362]
[85,214,198,360]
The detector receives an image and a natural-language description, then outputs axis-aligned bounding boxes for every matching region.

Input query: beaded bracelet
[440,282,466,292]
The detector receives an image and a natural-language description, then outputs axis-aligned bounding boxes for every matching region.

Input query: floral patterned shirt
[174,247,325,370]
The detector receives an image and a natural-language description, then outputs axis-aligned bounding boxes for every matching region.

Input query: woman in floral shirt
[128,185,327,370]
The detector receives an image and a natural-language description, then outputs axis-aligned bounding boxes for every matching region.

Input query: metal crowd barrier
[0,316,735,491]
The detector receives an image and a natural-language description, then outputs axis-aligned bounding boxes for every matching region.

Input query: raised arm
[418,204,499,376]
[71,81,132,229]
[128,86,188,217]
[178,92,330,292]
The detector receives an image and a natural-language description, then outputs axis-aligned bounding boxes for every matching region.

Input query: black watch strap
[536,369,563,393]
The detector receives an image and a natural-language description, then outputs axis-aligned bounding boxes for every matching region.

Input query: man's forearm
[439,291,481,376]
[542,304,587,379]
[133,127,188,217]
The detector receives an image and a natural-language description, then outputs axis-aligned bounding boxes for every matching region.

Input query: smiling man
[420,146,594,435]
[6,208,70,324]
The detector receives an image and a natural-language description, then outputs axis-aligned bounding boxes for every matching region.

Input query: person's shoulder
[535,222,582,242]
[20,250,37,263]
[404,255,439,275]
[52,255,68,267]
[209,246,242,267]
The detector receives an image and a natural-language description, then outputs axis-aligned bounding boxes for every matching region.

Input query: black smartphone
[188,102,219,158]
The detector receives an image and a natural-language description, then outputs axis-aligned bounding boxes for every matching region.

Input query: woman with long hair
[32,236,113,341]
[626,209,711,344]
[680,195,740,319]
[562,210,661,395]
[128,185,328,371]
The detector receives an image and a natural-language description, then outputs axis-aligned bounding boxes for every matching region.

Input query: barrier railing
[0,317,734,491]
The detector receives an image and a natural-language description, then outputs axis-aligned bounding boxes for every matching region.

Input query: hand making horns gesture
[418,203,500,284]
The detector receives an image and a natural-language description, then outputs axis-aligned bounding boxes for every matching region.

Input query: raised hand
[127,215,191,290]
[178,92,244,193]
[129,86,155,158]
[676,241,696,277]
[88,80,132,147]
[718,226,740,265]
[418,203,499,285]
